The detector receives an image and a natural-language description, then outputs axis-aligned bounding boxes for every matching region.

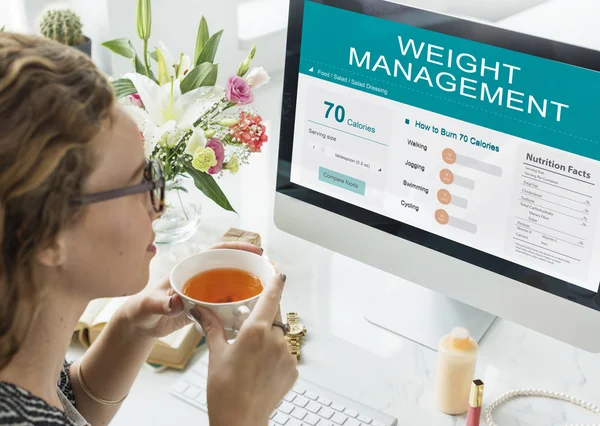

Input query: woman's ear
[36,234,67,267]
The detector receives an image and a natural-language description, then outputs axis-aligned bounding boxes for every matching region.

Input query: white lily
[185,126,207,156]
[155,41,191,82]
[123,72,223,156]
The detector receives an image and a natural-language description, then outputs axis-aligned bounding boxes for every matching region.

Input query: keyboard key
[192,364,209,377]
[317,421,334,426]
[291,407,307,420]
[183,387,200,399]
[279,402,295,414]
[304,413,321,425]
[195,391,206,404]
[319,407,335,420]
[331,413,348,424]
[331,403,345,412]
[287,419,303,426]
[372,422,386,426]
[345,419,361,426]
[283,392,297,403]
[345,409,359,418]
[293,396,309,408]
[292,386,306,395]
[318,397,332,406]
[306,401,321,414]
[306,391,319,401]
[172,382,188,394]
[273,413,290,425]
[358,415,372,424]
[319,407,334,419]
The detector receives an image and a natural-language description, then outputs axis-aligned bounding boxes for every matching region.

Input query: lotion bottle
[434,327,479,415]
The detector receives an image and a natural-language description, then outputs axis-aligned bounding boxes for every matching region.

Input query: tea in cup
[170,248,276,335]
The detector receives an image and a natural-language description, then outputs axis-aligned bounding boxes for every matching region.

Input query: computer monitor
[274,0,600,353]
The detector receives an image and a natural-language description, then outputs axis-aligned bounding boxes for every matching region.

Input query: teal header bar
[319,167,366,195]
[300,1,600,160]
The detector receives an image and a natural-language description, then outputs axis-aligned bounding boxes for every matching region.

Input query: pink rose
[206,138,225,174]
[226,75,254,105]
[128,93,144,108]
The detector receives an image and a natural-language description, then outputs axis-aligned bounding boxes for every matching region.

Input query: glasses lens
[150,161,164,212]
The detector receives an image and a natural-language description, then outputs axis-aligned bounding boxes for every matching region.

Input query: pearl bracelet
[485,389,600,426]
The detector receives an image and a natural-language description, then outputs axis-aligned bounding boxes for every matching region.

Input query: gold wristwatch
[285,312,307,360]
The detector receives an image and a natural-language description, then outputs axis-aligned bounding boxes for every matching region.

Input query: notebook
[73,296,203,370]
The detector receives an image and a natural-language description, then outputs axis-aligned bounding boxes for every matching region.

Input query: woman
[0,32,298,426]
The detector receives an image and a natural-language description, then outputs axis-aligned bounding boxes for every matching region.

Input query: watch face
[288,323,305,335]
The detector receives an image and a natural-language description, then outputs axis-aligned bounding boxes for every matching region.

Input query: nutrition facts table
[508,154,597,281]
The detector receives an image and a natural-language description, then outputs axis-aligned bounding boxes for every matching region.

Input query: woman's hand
[191,273,298,426]
[118,241,264,339]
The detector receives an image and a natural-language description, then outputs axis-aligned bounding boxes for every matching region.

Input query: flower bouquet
[101,0,269,242]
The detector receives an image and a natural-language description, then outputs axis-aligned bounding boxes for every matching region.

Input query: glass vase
[153,177,203,245]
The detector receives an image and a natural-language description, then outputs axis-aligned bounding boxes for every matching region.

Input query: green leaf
[182,159,236,213]
[111,78,137,99]
[0,26,5,32]
[150,51,158,61]
[166,185,188,193]
[102,38,156,81]
[195,29,223,66]
[133,54,147,75]
[102,38,135,59]
[180,63,218,93]
[194,17,210,65]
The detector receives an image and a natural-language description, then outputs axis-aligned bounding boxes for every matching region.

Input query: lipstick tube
[466,379,484,426]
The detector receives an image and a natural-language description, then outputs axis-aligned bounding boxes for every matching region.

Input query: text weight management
[348,37,570,123]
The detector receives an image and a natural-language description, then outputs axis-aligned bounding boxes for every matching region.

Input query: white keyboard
[170,352,398,426]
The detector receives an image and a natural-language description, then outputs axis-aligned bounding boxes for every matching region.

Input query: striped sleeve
[0,381,74,425]
[57,361,76,408]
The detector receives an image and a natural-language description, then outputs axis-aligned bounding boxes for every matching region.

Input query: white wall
[6,0,552,78]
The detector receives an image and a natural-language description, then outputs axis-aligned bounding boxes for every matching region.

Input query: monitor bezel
[276,0,600,312]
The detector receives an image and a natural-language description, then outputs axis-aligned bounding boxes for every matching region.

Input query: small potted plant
[39,7,91,57]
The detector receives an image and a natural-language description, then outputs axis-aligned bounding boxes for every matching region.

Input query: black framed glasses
[70,159,165,213]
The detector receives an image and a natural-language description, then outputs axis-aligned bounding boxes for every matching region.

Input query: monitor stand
[364,280,497,351]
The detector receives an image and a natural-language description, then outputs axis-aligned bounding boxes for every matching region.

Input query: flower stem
[143,39,151,77]
[176,189,190,221]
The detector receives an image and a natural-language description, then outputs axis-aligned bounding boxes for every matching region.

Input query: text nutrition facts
[509,154,597,283]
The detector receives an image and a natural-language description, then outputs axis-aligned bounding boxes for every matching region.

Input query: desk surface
[68,2,600,424]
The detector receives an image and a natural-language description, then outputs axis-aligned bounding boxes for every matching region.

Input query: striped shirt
[0,360,82,425]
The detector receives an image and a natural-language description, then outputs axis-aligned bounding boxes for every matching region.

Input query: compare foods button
[318,167,366,195]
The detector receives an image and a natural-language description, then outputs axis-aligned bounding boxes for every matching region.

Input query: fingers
[208,241,263,256]
[168,294,185,316]
[190,306,227,354]
[249,273,286,323]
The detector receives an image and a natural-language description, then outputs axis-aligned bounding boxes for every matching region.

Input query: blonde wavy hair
[0,32,115,369]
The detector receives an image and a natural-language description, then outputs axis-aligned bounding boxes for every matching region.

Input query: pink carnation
[230,112,268,153]
[206,138,225,174]
[226,76,254,105]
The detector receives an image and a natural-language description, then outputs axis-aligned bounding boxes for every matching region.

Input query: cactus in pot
[39,8,91,56]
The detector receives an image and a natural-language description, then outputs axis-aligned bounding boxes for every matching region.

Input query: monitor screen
[277,0,600,311]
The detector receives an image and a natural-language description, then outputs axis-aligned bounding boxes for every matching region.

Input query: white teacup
[170,248,276,336]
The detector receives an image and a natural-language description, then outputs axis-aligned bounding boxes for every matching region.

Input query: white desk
[68,2,600,424]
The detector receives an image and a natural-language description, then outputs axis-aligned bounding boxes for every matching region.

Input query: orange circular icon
[437,189,451,205]
[435,209,449,225]
[442,148,456,164]
[440,169,454,184]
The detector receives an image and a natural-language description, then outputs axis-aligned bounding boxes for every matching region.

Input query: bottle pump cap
[450,327,471,350]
